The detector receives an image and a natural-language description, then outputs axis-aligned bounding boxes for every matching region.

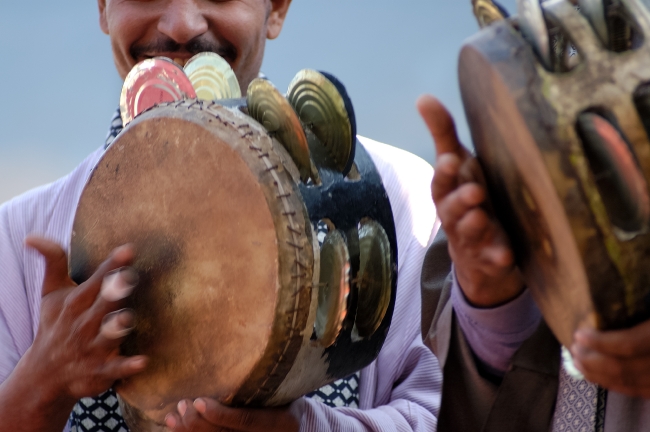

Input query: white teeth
[101,271,135,302]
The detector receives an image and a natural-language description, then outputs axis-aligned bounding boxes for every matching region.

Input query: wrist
[0,347,77,432]
[455,267,525,308]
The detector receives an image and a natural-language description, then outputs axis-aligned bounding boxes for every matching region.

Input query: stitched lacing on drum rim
[246,140,308,402]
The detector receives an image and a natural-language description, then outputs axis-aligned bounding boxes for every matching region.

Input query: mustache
[130,36,237,63]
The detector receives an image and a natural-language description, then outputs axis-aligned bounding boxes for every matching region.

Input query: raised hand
[24,237,147,401]
[0,237,148,431]
[417,94,524,307]
[164,398,302,432]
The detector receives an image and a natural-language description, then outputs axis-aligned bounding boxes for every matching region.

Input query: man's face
[98,0,291,94]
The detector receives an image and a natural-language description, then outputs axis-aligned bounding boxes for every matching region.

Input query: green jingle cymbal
[247,78,319,183]
[184,52,241,101]
[286,70,356,175]
[315,229,351,348]
[354,220,392,339]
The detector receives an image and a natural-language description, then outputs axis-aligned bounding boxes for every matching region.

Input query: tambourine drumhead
[70,102,314,426]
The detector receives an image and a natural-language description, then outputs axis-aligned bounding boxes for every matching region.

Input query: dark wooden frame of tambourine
[296,141,398,378]
[68,98,398,417]
[458,0,650,348]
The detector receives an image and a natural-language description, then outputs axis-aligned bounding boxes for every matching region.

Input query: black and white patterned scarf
[68,110,360,431]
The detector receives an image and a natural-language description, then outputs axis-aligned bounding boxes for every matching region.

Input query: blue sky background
[0,0,518,203]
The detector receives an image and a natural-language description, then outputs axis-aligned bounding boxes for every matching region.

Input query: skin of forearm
[0,347,76,432]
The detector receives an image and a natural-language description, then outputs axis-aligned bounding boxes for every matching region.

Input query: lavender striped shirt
[0,135,441,431]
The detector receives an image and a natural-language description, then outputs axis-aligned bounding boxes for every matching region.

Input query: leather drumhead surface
[70,102,313,427]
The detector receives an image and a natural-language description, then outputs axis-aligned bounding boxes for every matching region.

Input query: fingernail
[165,414,176,429]
[574,331,589,348]
[130,357,147,370]
[117,308,135,328]
[101,270,136,302]
[194,398,206,414]
[112,244,133,258]
[121,267,139,285]
[178,400,187,417]
[101,310,134,340]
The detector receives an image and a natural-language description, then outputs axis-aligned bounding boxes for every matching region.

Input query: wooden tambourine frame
[459,0,650,347]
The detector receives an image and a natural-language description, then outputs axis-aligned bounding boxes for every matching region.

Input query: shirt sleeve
[299,339,440,432]
[0,201,31,384]
[451,269,542,374]
[0,311,21,384]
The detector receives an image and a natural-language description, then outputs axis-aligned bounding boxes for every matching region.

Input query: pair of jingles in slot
[69,52,397,430]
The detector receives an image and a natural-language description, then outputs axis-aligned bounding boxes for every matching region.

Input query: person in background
[418,93,650,432]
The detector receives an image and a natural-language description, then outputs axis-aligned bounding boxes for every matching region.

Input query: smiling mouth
[143,55,191,67]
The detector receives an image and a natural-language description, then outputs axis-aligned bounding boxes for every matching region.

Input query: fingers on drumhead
[101,268,138,302]
[99,309,135,340]
[101,355,148,381]
[72,245,136,307]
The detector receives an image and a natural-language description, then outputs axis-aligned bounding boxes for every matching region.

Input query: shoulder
[358,136,437,249]
[358,136,433,187]
[0,147,104,249]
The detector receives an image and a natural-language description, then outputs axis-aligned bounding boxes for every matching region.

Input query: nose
[157,0,209,45]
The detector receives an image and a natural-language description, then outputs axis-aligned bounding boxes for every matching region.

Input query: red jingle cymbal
[120,58,196,126]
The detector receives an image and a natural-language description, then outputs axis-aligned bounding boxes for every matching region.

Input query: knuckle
[62,290,80,312]
[69,324,90,354]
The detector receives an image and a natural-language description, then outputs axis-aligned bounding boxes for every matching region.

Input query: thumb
[416,94,468,160]
[25,236,75,297]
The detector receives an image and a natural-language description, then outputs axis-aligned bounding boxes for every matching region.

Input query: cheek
[210,4,267,57]
[106,4,160,76]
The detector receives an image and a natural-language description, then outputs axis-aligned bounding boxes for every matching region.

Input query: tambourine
[69,54,397,430]
[460,0,650,347]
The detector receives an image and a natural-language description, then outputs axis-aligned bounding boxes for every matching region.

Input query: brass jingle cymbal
[315,229,351,348]
[286,70,356,175]
[472,0,508,28]
[517,0,552,69]
[247,78,319,183]
[184,52,242,101]
[354,220,392,339]
[120,57,196,126]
